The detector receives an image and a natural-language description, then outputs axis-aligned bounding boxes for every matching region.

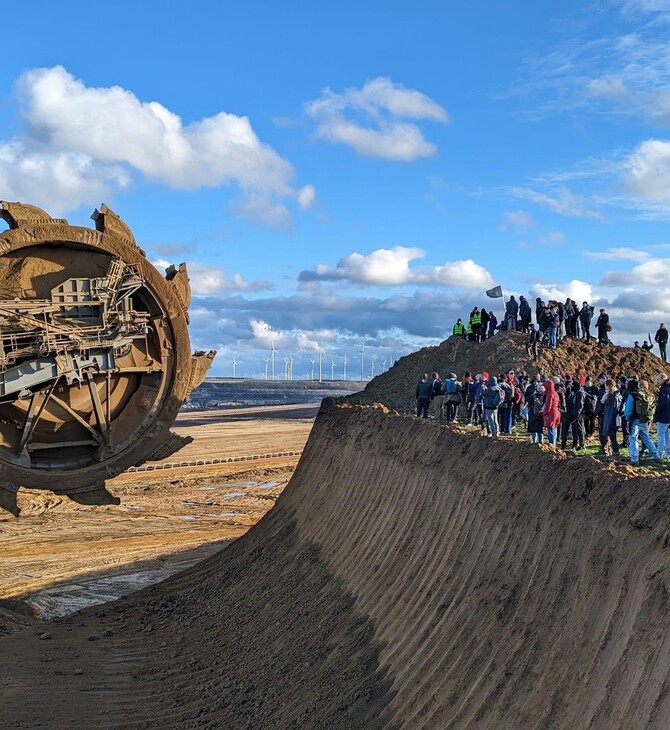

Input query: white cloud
[603,256,670,286]
[623,139,670,202]
[298,246,493,289]
[583,247,651,261]
[539,231,566,246]
[529,279,593,303]
[510,185,602,219]
[499,210,532,231]
[0,65,311,225]
[152,259,271,296]
[296,184,316,210]
[305,77,448,161]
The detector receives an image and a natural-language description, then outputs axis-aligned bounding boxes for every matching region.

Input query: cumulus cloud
[298,246,493,289]
[623,139,670,202]
[153,259,271,296]
[0,65,312,224]
[305,77,448,161]
[602,256,670,286]
[529,279,593,303]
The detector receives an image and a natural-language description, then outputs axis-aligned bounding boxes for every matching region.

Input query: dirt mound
[4,400,670,728]
[353,331,666,413]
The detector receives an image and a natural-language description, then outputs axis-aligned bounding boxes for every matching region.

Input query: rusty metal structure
[0,202,215,516]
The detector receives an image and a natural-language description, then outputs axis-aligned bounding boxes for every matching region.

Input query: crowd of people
[452,295,669,363]
[416,369,670,465]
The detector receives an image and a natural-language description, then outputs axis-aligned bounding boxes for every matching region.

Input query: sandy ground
[0,404,317,629]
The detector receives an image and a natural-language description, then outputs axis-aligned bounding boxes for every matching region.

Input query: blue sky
[2,0,670,378]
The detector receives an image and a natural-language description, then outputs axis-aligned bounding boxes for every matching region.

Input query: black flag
[486,285,503,298]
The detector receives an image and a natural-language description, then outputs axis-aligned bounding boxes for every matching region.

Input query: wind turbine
[289,354,294,381]
[270,340,277,381]
[232,357,238,378]
[284,358,290,380]
[360,341,365,382]
[263,357,270,381]
[371,354,377,379]
[343,354,348,381]
[318,338,326,383]
[310,358,315,381]
[381,359,387,372]
[331,356,336,381]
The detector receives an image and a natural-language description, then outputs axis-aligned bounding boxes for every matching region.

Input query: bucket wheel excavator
[0,202,215,516]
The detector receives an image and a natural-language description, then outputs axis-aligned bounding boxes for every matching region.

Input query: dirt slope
[4,399,670,728]
[355,331,666,413]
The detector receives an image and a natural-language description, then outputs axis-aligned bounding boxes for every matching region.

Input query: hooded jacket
[654,380,670,424]
[542,380,561,428]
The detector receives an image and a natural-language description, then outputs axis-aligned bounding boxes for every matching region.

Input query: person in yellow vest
[466,320,473,341]
[470,307,482,342]
[452,318,466,338]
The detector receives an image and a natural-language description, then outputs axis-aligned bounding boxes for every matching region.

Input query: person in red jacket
[542,378,561,445]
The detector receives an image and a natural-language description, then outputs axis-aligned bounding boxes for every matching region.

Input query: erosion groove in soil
[4,399,670,728]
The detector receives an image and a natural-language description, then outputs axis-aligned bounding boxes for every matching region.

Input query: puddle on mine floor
[20,540,232,621]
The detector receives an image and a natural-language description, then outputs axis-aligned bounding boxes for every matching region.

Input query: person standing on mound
[599,379,622,461]
[624,379,661,466]
[655,323,668,362]
[542,379,561,445]
[415,373,432,419]
[596,308,610,345]
[482,376,502,437]
[655,373,670,459]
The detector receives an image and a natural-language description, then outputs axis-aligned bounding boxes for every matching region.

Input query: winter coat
[602,391,623,436]
[527,393,544,434]
[580,305,593,325]
[547,310,559,328]
[655,380,670,424]
[416,379,432,400]
[542,380,561,428]
[596,312,610,332]
[506,298,518,317]
[656,327,669,345]
[482,378,502,409]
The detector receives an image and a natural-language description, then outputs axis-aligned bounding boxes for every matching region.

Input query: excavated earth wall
[4,400,670,728]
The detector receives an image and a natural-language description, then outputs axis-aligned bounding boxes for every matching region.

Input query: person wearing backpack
[482,375,502,437]
[431,372,445,423]
[624,379,661,465]
[654,372,670,459]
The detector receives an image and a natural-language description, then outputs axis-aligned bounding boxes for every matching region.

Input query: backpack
[583,393,596,416]
[464,381,477,403]
[513,385,523,405]
[635,391,655,423]
[532,394,544,416]
[489,387,502,408]
[445,379,458,395]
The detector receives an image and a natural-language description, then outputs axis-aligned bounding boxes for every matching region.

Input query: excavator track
[0,202,215,515]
